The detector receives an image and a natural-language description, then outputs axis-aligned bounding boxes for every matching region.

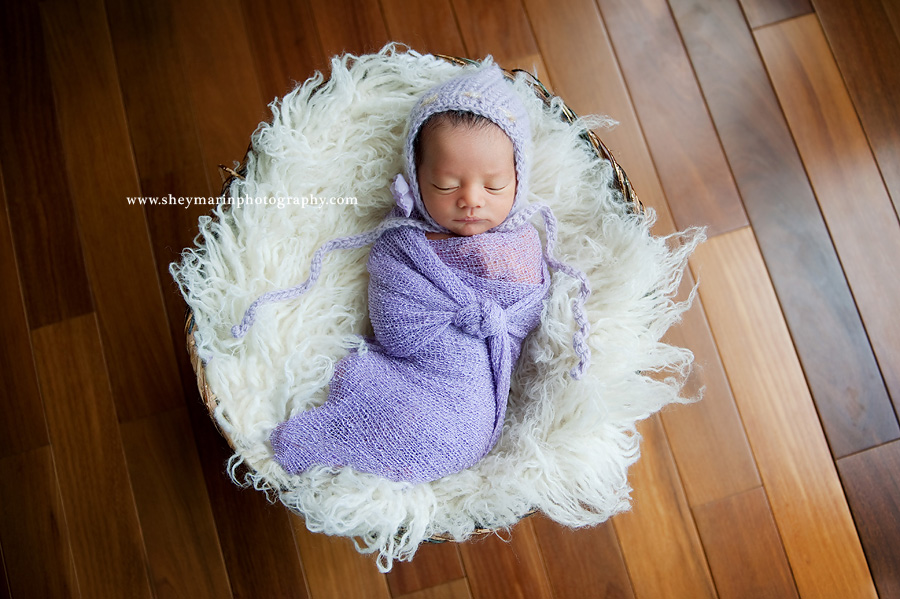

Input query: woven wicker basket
[184,54,642,541]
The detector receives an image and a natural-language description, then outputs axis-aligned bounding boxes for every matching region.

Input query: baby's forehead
[417,114,513,156]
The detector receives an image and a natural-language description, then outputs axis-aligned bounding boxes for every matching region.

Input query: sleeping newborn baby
[238,64,590,483]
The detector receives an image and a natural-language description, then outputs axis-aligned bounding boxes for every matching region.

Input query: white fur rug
[171,45,703,571]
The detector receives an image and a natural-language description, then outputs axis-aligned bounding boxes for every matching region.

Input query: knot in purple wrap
[454,298,505,339]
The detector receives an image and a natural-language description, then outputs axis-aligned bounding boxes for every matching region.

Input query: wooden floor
[1,0,898,597]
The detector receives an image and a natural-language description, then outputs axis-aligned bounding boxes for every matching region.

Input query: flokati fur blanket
[171,45,703,571]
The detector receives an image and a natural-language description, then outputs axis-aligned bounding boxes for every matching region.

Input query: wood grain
[659,270,761,507]
[612,416,716,599]
[396,578,471,599]
[0,543,10,599]
[814,0,900,214]
[452,0,540,68]
[691,227,876,599]
[0,166,49,458]
[31,314,153,598]
[739,0,812,28]
[193,424,311,598]
[291,515,389,599]
[121,408,232,599]
[837,440,900,599]
[103,0,224,454]
[172,0,268,187]
[381,0,468,58]
[309,0,391,60]
[596,0,748,236]
[756,13,900,421]
[0,447,79,598]
[530,515,634,599]
[103,0,219,398]
[523,0,677,235]
[669,0,895,459]
[241,0,328,102]
[0,1,94,330]
[693,487,799,599]
[885,0,900,45]
[458,519,554,599]
[386,542,465,597]
[40,0,184,422]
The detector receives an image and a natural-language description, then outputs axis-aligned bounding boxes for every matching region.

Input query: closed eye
[486,185,508,192]
[433,184,458,191]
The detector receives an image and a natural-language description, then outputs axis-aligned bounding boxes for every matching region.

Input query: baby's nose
[457,186,484,209]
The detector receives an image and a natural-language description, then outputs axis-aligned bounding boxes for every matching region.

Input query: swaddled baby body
[261,63,588,483]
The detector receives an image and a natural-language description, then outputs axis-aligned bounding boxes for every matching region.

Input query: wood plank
[173,0,268,187]
[39,0,184,422]
[691,227,876,599]
[308,0,391,60]
[756,13,900,422]
[0,447,80,598]
[386,542,465,597]
[0,542,10,599]
[885,0,900,46]
[693,487,799,599]
[193,418,311,598]
[659,270,761,507]
[0,1,94,330]
[120,408,232,598]
[240,0,328,102]
[669,0,895,459]
[523,0,678,236]
[291,515,390,599]
[452,0,537,62]
[31,314,153,598]
[612,416,716,599]
[452,0,543,72]
[381,0,468,58]
[739,0,812,29]
[0,165,49,457]
[458,519,554,599]
[814,0,900,215]
[396,578,471,599]
[596,0,749,236]
[530,515,634,599]
[103,0,220,419]
[837,440,900,599]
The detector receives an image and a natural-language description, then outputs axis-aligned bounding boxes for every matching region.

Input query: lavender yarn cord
[500,203,592,378]
[231,216,435,338]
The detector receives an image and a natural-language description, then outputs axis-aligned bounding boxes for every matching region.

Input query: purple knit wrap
[270,225,549,483]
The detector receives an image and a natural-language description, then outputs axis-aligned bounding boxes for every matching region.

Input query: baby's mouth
[457,216,484,222]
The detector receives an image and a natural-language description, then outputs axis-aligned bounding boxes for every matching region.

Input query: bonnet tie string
[497,203,592,379]
[231,215,433,338]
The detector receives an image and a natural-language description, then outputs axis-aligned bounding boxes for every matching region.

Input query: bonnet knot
[453,299,506,339]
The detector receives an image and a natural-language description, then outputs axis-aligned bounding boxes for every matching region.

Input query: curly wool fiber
[170,45,704,572]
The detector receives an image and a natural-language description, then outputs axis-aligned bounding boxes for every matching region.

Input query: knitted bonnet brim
[402,62,531,231]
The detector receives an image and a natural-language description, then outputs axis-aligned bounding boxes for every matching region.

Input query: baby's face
[417,121,516,236]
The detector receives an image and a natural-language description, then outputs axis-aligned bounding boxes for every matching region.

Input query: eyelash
[434,185,506,192]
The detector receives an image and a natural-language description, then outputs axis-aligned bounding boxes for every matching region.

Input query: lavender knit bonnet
[393,63,531,230]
